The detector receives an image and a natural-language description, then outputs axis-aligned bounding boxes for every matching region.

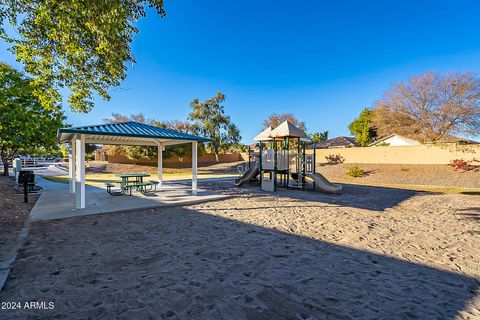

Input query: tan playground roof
[254,127,274,141]
[269,120,306,138]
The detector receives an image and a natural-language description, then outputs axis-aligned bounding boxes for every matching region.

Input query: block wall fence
[106,153,244,168]
[102,144,479,167]
[312,144,480,165]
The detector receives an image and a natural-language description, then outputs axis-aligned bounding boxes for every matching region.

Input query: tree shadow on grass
[1,205,478,319]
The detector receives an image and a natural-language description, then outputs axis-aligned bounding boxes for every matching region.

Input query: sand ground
[1,182,479,319]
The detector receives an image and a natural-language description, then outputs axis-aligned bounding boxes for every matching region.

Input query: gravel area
[0,176,38,260]
[318,163,480,188]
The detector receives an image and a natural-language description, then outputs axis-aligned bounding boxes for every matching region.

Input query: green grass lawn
[42,172,237,186]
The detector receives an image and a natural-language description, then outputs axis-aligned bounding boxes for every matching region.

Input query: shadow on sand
[1,198,478,319]
[461,191,480,196]
[235,182,426,211]
[455,207,480,219]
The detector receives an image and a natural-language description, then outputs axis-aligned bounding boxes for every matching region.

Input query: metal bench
[148,180,160,192]
[125,181,159,195]
[106,180,159,196]
[104,182,124,196]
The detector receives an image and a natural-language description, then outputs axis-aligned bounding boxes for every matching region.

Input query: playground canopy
[254,127,273,142]
[254,121,307,142]
[269,120,307,138]
[57,121,209,209]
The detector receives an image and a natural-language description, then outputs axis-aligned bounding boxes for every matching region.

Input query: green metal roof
[57,121,209,144]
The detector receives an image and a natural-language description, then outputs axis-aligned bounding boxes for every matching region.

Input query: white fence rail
[20,158,47,167]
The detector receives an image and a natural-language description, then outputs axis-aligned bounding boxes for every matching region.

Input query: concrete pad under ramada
[29,183,229,222]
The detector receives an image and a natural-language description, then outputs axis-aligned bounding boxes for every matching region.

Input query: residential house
[370,134,479,147]
[369,134,421,147]
[308,136,358,149]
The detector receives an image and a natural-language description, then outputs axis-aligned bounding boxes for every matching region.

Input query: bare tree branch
[373,72,480,142]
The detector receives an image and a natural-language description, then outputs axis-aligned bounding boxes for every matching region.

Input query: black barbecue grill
[18,170,36,202]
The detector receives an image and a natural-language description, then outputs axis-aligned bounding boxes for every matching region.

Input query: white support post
[75,134,85,209]
[13,158,21,181]
[192,141,198,195]
[69,141,76,193]
[157,143,163,187]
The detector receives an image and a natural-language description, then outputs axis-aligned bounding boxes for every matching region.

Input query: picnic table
[105,173,159,196]
[116,173,151,189]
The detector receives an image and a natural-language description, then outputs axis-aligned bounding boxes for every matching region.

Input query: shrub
[346,165,366,178]
[325,154,345,165]
[449,159,479,172]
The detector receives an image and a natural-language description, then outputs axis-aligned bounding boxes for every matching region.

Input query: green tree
[189,92,241,160]
[60,144,69,159]
[311,131,329,143]
[348,108,377,146]
[0,1,166,112]
[102,113,152,160]
[18,146,62,158]
[160,120,205,160]
[0,63,65,175]
[126,145,157,161]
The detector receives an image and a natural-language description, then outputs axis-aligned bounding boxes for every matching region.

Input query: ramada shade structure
[57,121,210,209]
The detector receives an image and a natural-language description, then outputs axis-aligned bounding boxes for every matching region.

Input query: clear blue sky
[2,0,480,142]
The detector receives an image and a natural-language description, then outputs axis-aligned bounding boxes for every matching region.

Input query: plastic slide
[305,172,342,194]
[234,164,259,186]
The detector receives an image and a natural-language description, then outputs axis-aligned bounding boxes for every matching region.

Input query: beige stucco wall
[314,144,480,165]
[108,153,243,167]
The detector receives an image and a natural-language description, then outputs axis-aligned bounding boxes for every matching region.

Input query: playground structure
[235,121,342,194]
[233,152,260,186]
